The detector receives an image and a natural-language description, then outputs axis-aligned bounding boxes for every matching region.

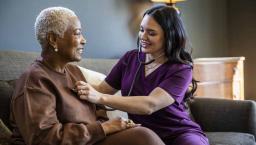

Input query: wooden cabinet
[193,57,245,100]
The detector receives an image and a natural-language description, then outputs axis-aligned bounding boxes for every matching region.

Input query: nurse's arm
[98,87,175,115]
[92,80,118,95]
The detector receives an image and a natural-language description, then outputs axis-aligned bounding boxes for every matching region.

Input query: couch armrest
[189,98,256,139]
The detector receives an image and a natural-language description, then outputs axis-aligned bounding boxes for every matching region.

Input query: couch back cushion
[77,58,117,75]
[189,98,256,138]
[0,51,39,81]
[0,50,118,81]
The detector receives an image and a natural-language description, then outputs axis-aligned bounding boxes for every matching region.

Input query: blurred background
[0,0,255,100]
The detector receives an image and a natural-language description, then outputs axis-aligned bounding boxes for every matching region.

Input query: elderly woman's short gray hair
[35,7,77,44]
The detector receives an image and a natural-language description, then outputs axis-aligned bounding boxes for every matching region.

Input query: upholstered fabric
[206,132,256,145]
[0,119,12,145]
[0,81,13,129]
[189,98,256,139]
[0,51,39,81]
[77,58,117,75]
[0,50,117,81]
[78,66,106,86]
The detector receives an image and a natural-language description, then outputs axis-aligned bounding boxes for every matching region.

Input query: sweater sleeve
[11,85,105,145]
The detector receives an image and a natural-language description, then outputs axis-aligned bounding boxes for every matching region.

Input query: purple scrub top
[105,50,204,139]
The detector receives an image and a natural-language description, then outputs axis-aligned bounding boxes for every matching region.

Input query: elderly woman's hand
[101,117,140,135]
[75,81,102,103]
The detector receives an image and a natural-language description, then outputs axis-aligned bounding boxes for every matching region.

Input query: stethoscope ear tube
[127,49,155,96]
[127,62,142,96]
[138,46,155,65]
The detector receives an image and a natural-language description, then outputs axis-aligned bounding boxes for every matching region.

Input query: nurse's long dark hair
[138,5,197,102]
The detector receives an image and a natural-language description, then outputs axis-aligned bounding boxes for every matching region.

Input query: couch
[0,50,255,145]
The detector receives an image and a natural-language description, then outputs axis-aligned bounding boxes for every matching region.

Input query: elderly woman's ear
[47,32,58,52]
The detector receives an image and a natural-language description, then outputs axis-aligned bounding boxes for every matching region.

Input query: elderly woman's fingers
[118,117,139,129]
[125,119,136,128]
[101,117,141,135]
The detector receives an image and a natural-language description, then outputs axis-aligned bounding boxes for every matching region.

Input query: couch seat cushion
[206,132,255,145]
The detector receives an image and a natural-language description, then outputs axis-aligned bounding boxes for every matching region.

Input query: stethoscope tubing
[127,48,155,96]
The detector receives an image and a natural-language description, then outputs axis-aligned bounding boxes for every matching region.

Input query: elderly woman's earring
[53,46,58,52]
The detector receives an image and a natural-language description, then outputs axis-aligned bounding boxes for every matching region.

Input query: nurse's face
[139,14,165,56]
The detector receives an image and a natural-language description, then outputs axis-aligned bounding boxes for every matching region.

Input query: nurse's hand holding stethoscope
[75,81,102,103]
[74,81,141,135]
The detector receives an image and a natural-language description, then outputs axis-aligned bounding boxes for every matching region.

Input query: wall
[0,0,135,58]
[178,0,228,58]
[0,0,228,59]
[227,0,256,100]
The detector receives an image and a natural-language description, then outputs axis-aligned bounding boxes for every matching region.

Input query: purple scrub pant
[163,132,210,145]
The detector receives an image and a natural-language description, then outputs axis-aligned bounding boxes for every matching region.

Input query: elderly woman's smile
[55,16,86,62]
[34,8,86,73]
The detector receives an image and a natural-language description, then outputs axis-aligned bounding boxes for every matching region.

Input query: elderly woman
[10,7,165,145]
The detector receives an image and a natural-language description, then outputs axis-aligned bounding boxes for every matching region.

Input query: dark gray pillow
[0,80,14,129]
[0,119,12,145]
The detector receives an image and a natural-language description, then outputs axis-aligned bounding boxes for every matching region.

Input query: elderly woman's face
[56,17,86,62]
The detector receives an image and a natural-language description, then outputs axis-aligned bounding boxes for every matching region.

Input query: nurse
[76,5,210,145]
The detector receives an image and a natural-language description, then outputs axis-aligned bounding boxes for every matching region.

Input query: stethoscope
[127,46,165,96]
[95,46,163,110]
[95,46,157,111]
